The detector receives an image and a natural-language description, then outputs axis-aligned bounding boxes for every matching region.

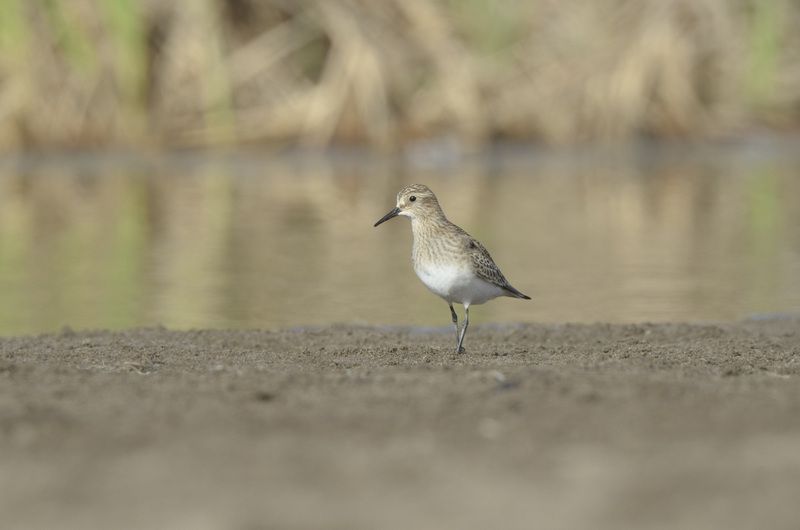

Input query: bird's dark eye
[409,196,416,202]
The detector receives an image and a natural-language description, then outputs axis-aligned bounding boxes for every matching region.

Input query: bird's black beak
[374,207,400,227]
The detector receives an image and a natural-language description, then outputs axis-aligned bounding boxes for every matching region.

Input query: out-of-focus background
[3,0,800,148]
[1,0,800,334]
[4,5,800,530]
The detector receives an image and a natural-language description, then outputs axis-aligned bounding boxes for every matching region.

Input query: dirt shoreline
[2,320,800,529]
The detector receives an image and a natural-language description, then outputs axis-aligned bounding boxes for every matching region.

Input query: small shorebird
[374,184,530,353]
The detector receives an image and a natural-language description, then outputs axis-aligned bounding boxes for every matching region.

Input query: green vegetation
[1,0,799,149]
[745,1,783,107]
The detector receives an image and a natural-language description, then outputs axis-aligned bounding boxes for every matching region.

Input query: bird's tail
[503,284,531,300]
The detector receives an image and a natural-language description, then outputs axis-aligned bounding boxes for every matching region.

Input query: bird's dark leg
[456,306,469,354]
[449,303,460,349]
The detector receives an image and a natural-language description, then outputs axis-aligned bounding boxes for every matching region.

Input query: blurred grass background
[1,0,799,151]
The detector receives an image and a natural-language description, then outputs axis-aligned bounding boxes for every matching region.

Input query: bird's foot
[456,346,466,354]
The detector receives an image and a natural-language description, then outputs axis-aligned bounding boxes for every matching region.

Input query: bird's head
[374,184,441,226]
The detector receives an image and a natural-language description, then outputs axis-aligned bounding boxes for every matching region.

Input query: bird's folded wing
[468,239,510,288]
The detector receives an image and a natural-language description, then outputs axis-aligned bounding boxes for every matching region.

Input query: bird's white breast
[414,262,504,305]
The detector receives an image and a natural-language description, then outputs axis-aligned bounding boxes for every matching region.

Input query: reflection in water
[0,145,799,335]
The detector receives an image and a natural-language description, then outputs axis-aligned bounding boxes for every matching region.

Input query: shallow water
[1,140,799,335]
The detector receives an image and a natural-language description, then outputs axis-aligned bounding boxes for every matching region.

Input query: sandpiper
[374,184,530,353]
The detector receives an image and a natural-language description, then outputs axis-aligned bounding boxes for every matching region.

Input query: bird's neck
[411,211,450,240]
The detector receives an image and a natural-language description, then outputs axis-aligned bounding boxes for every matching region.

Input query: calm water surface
[1,142,799,335]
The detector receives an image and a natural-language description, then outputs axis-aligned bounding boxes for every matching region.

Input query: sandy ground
[2,320,800,529]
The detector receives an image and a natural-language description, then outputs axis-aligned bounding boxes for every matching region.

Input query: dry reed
[0,0,798,150]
